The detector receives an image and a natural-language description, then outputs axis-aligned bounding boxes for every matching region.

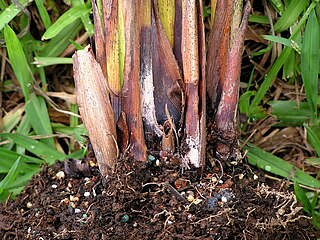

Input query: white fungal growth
[185,136,200,168]
[140,61,163,137]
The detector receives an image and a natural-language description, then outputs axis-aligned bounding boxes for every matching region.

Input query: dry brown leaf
[73,45,118,176]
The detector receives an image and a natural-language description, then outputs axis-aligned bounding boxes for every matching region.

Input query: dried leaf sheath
[92,0,106,75]
[152,1,183,126]
[197,0,207,170]
[103,0,122,119]
[140,0,162,137]
[214,1,251,160]
[73,46,118,176]
[182,0,201,168]
[121,0,147,161]
[206,0,233,111]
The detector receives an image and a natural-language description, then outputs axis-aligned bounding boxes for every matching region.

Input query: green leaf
[40,19,83,57]
[263,35,302,53]
[0,0,29,31]
[0,133,66,164]
[270,101,313,126]
[244,143,320,189]
[274,0,309,33]
[269,0,284,14]
[301,9,319,123]
[33,57,73,67]
[0,157,21,194]
[294,182,313,214]
[305,124,320,157]
[0,148,42,173]
[34,0,52,29]
[249,15,269,24]
[1,104,24,133]
[251,2,318,107]
[4,25,32,100]
[251,46,292,107]
[72,0,94,36]
[25,94,54,147]
[42,3,91,40]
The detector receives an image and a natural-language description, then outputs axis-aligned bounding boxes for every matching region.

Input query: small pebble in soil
[148,154,156,162]
[278,208,285,215]
[206,197,219,211]
[121,214,130,223]
[238,174,244,180]
[133,222,138,227]
[187,195,194,202]
[89,160,96,167]
[75,208,81,214]
[61,198,70,204]
[221,196,228,203]
[51,184,58,189]
[84,177,91,185]
[26,202,33,209]
[253,174,259,180]
[211,176,218,183]
[156,159,160,166]
[84,192,90,197]
[55,171,65,179]
[219,189,235,202]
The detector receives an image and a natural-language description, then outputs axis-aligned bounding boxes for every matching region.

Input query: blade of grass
[34,0,52,29]
[5,169,38,190]
[249,15,269,24]
[274,0,309,33]
[0,0,29,31]
[270,101,313,126]
[251,2,318,107]
[269,0,284,14]
[305,124,320,157]
[263,35,302,52]
[244,143,320,188]
[0,148,42,173]
[72,0,94,36]
[25,94,54,147]
[40,19,83,57]
[1,104,24,133]
[42,3,91,40]
[301,9,319,123]
[0,133,67,164]
[33,57,72,67]
[0,157,20,195]
[294,181,313,214]
[4,24,32,101]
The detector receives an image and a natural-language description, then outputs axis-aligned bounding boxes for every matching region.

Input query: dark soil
[0,149,319,240]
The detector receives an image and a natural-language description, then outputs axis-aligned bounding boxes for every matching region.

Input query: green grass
[244,1,320,228]
[0,0,89,200]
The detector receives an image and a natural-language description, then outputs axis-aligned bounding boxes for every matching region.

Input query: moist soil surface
[0,147,319,240]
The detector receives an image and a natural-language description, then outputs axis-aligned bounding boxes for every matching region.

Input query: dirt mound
[0,156,318,240]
